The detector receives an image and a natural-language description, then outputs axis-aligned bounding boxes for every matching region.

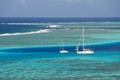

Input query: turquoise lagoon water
[0,50,120,80]
[0,22,120,80]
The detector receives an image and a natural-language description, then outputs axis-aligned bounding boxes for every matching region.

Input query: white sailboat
[60,40,69,53]
[76,27,94,54]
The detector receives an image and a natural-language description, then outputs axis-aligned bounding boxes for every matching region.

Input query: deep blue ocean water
[0,17,120,80]
[0,42,120,60]
[1,17,120,23]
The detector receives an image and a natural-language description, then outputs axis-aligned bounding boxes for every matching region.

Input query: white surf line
[1,23,41,25]
[0,29,50,37]
[49,25,59,28]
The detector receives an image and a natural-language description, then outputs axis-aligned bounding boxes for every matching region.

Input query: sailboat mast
[62,40,63,50]
[82,27,84,50]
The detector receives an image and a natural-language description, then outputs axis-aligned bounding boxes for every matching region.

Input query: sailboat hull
[77,50,94,54]
[60,50,68,53]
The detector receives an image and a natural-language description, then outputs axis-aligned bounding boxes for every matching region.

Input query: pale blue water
[0,52,120,80]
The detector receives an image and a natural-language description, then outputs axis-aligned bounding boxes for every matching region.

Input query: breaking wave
[48,25,59,28]
[0,29,49,37]
[1,23,41,25]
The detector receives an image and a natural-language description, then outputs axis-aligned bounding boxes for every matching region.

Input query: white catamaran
[76,27,94,54]
[60,40,69,53]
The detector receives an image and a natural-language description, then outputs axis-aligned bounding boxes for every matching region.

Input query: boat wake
[0,29,50,37]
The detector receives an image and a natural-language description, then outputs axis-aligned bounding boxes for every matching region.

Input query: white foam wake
[0,29,49,37]
[48,25,59,28]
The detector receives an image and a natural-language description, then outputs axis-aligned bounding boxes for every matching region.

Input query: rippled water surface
[0,22,120,80]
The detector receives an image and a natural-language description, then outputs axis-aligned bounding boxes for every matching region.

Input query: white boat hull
[77,50,94,54]
[60,50,68,53]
